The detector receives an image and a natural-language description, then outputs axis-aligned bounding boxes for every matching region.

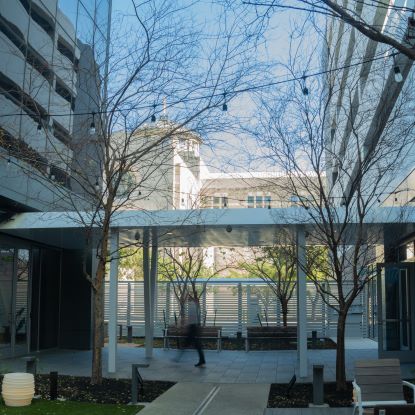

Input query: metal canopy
[0,206,413,248]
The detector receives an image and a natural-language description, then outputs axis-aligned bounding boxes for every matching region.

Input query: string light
[151,104,156,123]
[0,50,398,121]
[222,93,228,111]
[37,121,42,134]
[302,75,309,96]
[89,112,96,135]
[393,56,403,83]
[95,177,100,191]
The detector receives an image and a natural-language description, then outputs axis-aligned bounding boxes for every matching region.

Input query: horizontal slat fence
[104,280,373,339]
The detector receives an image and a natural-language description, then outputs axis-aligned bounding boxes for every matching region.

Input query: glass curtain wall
[0,248,30,358]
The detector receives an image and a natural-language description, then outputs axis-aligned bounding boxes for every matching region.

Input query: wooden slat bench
[352,359,415,415]
[245,326,297,352]
[163,326,222,352]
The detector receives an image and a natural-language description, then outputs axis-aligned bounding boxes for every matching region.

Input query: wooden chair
[374,404,415,414]
[352,359,415,415]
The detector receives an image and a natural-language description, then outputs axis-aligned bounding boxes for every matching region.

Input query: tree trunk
[281,299,288,327]
[91,257,106,384]
[335,311,347,391]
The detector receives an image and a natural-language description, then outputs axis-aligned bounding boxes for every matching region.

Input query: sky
[110,1,320,173]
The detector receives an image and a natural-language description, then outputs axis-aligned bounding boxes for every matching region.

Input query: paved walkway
[1,339,384,384]
[264,409,354,414]
[139,382,270,415]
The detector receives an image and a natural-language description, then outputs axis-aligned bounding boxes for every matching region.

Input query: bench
[163,325,222,352]
[245,326,297,351]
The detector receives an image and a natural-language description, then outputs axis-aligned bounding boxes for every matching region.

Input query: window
[57,37,75,63]
[0,73,48,124]
[213,196,220,208]
[256,195,263,208]
[27,46,53,84]
[56,80,75,110]
[53,121,71,145]
[247,195,254,208]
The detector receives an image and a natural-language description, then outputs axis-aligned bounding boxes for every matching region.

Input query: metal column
[108,230,119,374]
[143,229,152,358]
[297,226,308,378]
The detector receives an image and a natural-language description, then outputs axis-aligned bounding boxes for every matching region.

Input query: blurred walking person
[186,296,206,367]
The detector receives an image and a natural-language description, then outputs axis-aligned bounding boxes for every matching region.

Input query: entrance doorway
[0,248,31,358]
[377,263,414,360]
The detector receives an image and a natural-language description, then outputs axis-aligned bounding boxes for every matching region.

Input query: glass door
[378,264,412,353]
[0,248,31,358]
[0,249,14,358]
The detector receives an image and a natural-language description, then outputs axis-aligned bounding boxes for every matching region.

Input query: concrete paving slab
[202,383,270,415]
[138,382,215,415]
[138,382,269,415]
[264,408,353,414]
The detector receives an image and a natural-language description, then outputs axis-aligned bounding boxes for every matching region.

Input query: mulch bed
[128,336,337,350]
[268,381,415,407]
[28,375,174,404]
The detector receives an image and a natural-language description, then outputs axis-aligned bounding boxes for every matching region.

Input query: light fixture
[134,231,140,241]
[393,55,403,83]
[226,225,232,233]
[46,165,51,175]
[37,120,42,134]
[393,65,403,83]
[89,112,96,135]
[94,177,100,191]
[302,75,309,96]
[151,104,156,123]
[222,93,228,111]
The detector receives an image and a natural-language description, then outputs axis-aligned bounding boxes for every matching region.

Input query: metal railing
[104,279,375,339]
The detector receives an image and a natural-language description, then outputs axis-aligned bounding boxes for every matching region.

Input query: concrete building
[0,0,112,357]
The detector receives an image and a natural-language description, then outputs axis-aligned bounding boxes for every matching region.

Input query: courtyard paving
[0,338,388,384]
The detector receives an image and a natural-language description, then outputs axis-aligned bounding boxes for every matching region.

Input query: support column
[108,230,119,374]
[149,229,158,350]
[143,229,152,359]
[297,226,308,378]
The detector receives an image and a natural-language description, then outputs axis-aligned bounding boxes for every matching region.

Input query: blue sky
[110,1,320,172]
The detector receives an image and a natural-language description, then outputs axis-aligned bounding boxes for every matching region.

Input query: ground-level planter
[2,373,35,407]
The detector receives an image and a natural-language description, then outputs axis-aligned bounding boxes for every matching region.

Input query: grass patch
[0,399,143,415]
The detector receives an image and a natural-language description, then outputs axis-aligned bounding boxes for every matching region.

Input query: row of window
[0,127,71,189]
[0,72,72,146]
[210,195,272,208]
[0,16,76,108]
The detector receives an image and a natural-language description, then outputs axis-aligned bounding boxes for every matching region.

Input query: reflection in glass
[58,0,79,29]
[0,249,14,353]
[15,250,29,351]
[77,3,95,46]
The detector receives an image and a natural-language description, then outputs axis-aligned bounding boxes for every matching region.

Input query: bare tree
[250,32,415,389]
[236,0,415,60]
[1,1,262,384]
[239,231,297,327]
[158,247,228,325]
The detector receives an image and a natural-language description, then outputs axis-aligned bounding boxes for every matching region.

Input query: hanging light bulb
[89,112,96,135]
[222,93,228,111]
[393,65,403,83]
[151,104,156,122]
[37,120,42,134]
[95,177,100,191]
[302,75,309,95]
[392,55,403,83]
[46,165,51,176]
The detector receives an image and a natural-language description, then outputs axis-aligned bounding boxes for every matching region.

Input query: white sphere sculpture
[2,373,35,407]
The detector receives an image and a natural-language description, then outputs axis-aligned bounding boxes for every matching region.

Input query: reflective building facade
[0,0,111,357]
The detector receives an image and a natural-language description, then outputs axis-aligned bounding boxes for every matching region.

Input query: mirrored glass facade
[0,0,111,200]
